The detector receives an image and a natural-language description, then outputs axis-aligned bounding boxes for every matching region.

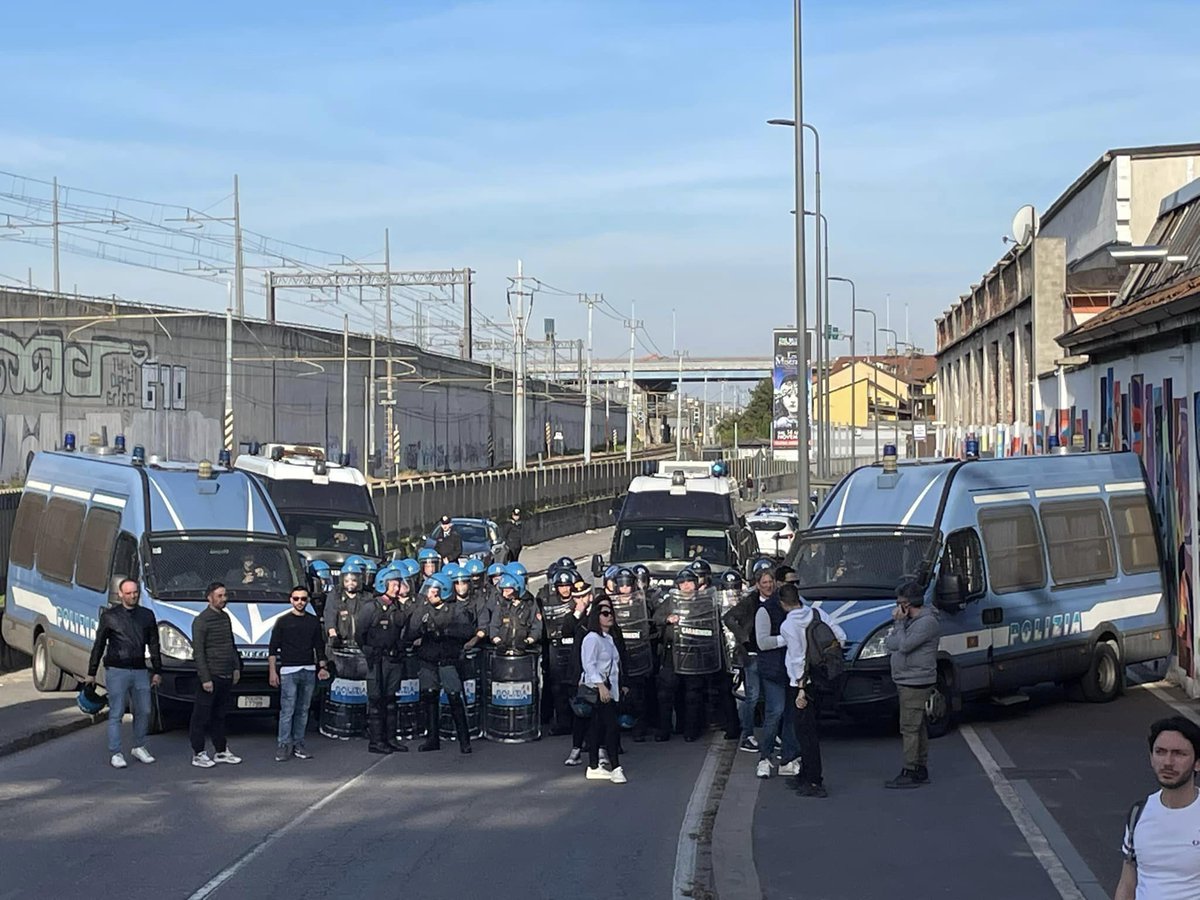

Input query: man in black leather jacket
[86,578,163,769]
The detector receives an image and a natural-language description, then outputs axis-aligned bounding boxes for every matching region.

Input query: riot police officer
[689,558,713,589]
[355,579,411,754]
[464,558,488,596]
[406,574,474,753]
[324,561,369,651]
[632,564,655,605]
[489,574,543,652]
[610,567,653,742]
[418,547,441,582]
[544,569,580,735]
[653,568,708,742]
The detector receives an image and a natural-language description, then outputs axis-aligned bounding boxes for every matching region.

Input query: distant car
[422,517,503,565]
[747,512,801,559]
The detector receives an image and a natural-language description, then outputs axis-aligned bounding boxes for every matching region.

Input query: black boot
[367,707,393,755]
[418,693,441,752]
[385,704,408,752]
[449,694,472,754]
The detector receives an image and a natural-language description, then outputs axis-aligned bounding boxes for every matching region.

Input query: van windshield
[620,491,733,524]
[281,513,380,557]
[612,524,732,566]
[784,526,938,597]
[148,538,298,601]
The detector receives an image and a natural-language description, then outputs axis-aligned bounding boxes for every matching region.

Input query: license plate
[237,695,270,709]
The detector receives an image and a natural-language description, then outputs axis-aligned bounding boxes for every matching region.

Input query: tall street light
[829,276,855,465]
[674,350,689,459]
[879,327,901,449]
[770,115,823,480]
[854,306,879,460]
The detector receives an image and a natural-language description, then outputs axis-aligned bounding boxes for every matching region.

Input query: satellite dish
[1010,205,1036,246]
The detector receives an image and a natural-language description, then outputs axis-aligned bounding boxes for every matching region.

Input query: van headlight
[857,626,892,661]
[158,623,194,660]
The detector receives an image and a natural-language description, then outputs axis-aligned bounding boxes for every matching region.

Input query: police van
[234,443,381,573]
[1,434,303,722]
[786,446,1169,736]
[593,460,757,587]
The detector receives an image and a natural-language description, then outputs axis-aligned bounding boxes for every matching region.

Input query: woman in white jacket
[580,599,626,784]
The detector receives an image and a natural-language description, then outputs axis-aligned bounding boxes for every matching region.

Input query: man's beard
[1158,769,1197,790]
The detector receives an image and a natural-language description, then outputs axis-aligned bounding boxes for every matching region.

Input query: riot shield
[716,588,742,673]
[611,590,653,677]
[670,587,722,675]
[544,598,577,684]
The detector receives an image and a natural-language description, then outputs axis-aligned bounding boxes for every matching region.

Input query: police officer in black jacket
[433,516,463,565]
[324,563,370,652]
[356,586,411,755]
[653,568,707,742]
[406,576,474,753]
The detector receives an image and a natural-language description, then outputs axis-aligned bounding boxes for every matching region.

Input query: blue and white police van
[787,446,1169,735]
[1,434,303,723]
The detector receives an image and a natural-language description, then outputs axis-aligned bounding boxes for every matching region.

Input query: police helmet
[418,547,440,563]
[465,558,486,577]
[344,554,368,572]
[420,576,444,596]
[719,569,743,590]
[689,558,712,579]
[487,562,506,578]
[674,568,699,587]
[309,559,331,576]
[618,712,636,730]
[556,555,575,571]
[77,683,108,716]
[631,564,651,586]
[497,573,521,592]
[443,562,465,580]
[751,558,775,577]
[375,567,403,594]
[341,560,365,577]
[399,558,420,579]
[505,561,528,579]
[614,567,636,590]
[552,570,575,589]
[363,559,379,581]
[603,564,620,583]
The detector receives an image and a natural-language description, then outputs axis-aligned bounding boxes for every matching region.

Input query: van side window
[1110,495,1159,575]
[978,506,1046,594]
[111,533,140,586]
[74,508,122,593]
[942,529,985,599]
[10,492,47,569]
[1039,499,1117,586]
[35,498,87,584]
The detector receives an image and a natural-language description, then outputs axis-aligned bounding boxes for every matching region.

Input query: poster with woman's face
[772,329,801,449]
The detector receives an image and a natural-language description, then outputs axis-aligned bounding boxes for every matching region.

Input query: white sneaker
[610,766,628,785]
[110,752,127,769]
[130,746,155,765]
[213,750,242,765]
[564,748,583,766]
[585,766,611,781]
[192,752,216,769]
[756,759,772,779]
[778,759,801,777]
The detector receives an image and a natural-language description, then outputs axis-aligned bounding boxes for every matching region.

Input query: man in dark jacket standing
[190,582,244,769]
[500,508,524,562]
[434,515,463,564]
[356,586,412,755]
[86,578,163,769]
[268,585,330,762]
[884,580,941,789]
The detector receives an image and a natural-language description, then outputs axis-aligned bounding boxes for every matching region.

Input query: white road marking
[674,733,722,900]
[1143,683,1200,726]
[960,724,1086,900]
[186,755,394,899]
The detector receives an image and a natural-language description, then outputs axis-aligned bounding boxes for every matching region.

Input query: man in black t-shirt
[268,587,329,762]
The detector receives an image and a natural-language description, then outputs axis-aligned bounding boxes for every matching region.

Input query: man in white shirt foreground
[1116,716,1200,900]
[779,584,846,799]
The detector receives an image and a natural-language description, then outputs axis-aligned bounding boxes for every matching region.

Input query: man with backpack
[883,579,941,789]
[1115,716,1200,900]
[779,583,846,798]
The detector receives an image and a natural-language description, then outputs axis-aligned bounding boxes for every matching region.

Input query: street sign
[553,431,564,441]
[913,423,927,441]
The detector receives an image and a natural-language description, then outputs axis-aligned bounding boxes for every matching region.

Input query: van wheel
[1077,642,1121,703]
[32,632,65,692]
[925,668,955,739]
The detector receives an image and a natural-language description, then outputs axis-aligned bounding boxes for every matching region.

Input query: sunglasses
[599,609,614,617]
[290,595,309,602]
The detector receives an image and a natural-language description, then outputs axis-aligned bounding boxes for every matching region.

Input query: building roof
[826,355,936,385]
[1060,175,1200,351]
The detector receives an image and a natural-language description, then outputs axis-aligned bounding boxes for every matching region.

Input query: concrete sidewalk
[0,668,101,758]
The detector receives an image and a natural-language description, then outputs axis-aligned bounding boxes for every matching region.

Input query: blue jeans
[759,678,800,763]
[277,669,317,747]
[738,656,762,738]
[106,667,151,753]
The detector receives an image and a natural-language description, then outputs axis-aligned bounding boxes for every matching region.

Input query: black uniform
[489,594,544,652]
[500,518,524,562]
[543,590,579,735]
[434,527,463,563]
[324,587,369,651]
[653,592,707,741]
[355,597,411,753]
[406,599,474,751]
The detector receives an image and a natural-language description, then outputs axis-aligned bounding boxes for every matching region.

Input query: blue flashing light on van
[785,450,1169,735]
[0,437,303,720]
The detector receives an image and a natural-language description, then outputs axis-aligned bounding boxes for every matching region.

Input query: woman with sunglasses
[580,600,627,783]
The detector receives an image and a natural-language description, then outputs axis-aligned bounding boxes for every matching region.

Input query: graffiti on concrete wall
[0,329,151,404]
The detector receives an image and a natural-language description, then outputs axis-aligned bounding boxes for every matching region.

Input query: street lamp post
[674,350,689,459]
[854,307,879,460]
[880,327,900,449]
[830,276,855,465]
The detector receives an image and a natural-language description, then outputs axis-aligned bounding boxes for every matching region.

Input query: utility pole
[881,326,900,449]
[233,174,245,318]
[791,0,810,523]
[52,176,60,294]
[224,292,234,453]
[384,228,397,476]
[341,315,350,458]
[830,276,856,465]
[624,301,641,461]
[580,293,598,463]
[702,374,709,448]
[674,350,688,458]
[509,260,531,470]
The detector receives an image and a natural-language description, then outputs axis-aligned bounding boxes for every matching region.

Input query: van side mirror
[591,554,605,578]
[934,571,966,612]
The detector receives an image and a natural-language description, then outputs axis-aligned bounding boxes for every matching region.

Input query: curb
[0,710,104,760]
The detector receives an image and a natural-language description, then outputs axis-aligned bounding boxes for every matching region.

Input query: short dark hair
[118,577,139,593]
[205,582,225,599]
[290,584,309,595]
[1149,716,1200,757]
[896,579,925,605]
[778,583,802,608]
[774,565,796,583]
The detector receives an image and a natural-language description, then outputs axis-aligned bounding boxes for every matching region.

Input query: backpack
[805,609,845,692]
[1124,798,1147,864]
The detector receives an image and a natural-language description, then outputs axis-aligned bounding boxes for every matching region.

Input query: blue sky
[1,0,1199,360]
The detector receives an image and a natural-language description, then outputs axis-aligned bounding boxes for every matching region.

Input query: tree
[716,378,773,445]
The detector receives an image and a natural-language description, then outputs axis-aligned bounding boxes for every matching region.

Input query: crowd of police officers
[307,543,754,758]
